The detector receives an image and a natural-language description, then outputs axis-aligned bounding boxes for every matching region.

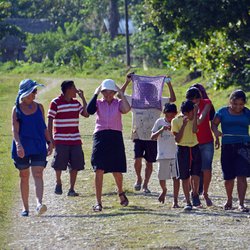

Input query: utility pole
[124,0,130,67]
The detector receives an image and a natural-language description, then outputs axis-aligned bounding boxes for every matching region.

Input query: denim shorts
[13,154,47,170]
[199,142,214,171]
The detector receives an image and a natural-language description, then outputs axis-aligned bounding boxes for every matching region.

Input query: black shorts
[221,143,250,180]
[133,139,157,163]
[176,145,201,180]
[51,144,85,171]
[91,130,127,173]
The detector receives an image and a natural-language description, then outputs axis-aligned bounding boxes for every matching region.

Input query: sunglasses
[32,88,37,94]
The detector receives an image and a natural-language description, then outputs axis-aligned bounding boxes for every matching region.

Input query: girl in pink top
[87,79,130,212]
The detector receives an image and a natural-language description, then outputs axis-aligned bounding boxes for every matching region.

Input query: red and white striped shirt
[48,94,83,145]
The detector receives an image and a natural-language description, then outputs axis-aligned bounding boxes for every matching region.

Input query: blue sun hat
[18,79,44,101]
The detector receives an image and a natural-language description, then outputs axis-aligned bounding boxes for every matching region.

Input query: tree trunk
[109,0,119,40]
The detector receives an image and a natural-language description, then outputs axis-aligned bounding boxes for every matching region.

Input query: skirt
[91,130,127,173]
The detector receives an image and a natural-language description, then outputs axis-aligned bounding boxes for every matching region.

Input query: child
[151,103,180,208]
[212,89,250,212]
[171,100,201,210]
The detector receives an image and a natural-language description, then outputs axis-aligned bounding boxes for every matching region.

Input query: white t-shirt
[125,95,170,141]
[152,117,177,160]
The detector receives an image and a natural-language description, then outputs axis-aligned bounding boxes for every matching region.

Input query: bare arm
[197,103,211,125]
[120,73,133,94]
[173,116,188,143]
[165,78,176,102]
[192,104,198,133]
[117,85,131,114]
[12,106,25,158]
[211,116,222,149]
[77,89,89,118]
[151,125,170,140]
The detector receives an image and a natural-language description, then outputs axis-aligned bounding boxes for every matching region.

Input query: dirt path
[5,78,250,249]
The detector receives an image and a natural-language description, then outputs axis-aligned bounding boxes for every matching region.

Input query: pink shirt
[94,98,122,133]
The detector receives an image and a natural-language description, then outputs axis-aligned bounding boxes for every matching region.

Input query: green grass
[0,69,248,248]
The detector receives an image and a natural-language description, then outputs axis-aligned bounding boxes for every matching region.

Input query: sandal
[93,203,102,212]
[223,203,233,210]
[119,192,129,207]
[238,205,249,213]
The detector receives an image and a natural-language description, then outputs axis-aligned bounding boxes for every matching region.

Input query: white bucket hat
[101,79,117,92]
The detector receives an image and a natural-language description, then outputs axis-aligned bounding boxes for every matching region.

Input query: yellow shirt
[171,115,198,147]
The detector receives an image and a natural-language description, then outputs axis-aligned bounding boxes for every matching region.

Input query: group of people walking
[11,74,250,216]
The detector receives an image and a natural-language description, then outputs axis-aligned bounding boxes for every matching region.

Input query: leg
[19,168,30,212]
[56,170,62,185]
[31,167,44,206]
[113,172,129,206]
[190,175,200,196]
[95,169,104,205]
[237,176,247,208]
[69,169,78,190]
[203,170,213,206]
[182,178,191,205]
[172,178,180,208]
[224,179,234,209]
[143,161,153,192]
[158,180,167,203]
[134,157,143,187]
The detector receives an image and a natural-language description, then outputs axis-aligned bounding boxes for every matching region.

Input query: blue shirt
[12,104,47,159]
[215,106,250,144]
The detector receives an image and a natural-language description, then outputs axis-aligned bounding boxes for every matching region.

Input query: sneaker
[67,189,79,197]
[183,204,193,211]
[21,210,29,217]
[134,183,141,191]
[55,184,63,195]
[143,187,151,194]
[192,193,201,207]
[36,204,47,216]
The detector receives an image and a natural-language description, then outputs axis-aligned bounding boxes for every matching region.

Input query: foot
[119,192,129,207]
[158,191,166,204]
[203,194,213,207]
[183,204,192,211]
[172,203,180,208]
[67,189,79,197]
[238,205,249,212]
[55,184,62,195]
[192,193,201,207]
[36,204,47,216]
[93,203,103,212]
[134,183,141,191]
[143,187,151,194]
[21,210,29,217]
[223,202,233,210]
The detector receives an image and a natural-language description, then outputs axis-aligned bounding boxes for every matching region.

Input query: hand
[163,125,171,131]
[94,85,102,95]
[183,116,188,126]
[165,76,171,84]
[126,72,134,83]
[77,89,84,99]
[16,144,25,158]
[215,137,220,150]
[214,130,222,138]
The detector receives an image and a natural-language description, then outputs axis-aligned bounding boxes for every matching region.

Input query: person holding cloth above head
[121,73,176,194]
[212,89,250,212]
[87,79,130,212]
[48,80,89,197]
[11,79,53,216]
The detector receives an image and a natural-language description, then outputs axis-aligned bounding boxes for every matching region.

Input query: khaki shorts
[157,159,178,180]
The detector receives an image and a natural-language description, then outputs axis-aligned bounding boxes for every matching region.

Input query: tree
[146,0,250,88]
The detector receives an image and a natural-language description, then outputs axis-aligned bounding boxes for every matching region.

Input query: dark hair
[229,89,247,103]
[61,80,74,94]
[163,103,177,113]
[186,87,201,100]
[191,83,209,99]
[181,100,194,113]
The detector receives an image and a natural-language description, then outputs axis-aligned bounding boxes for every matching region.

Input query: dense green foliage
[1,0,249,89]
